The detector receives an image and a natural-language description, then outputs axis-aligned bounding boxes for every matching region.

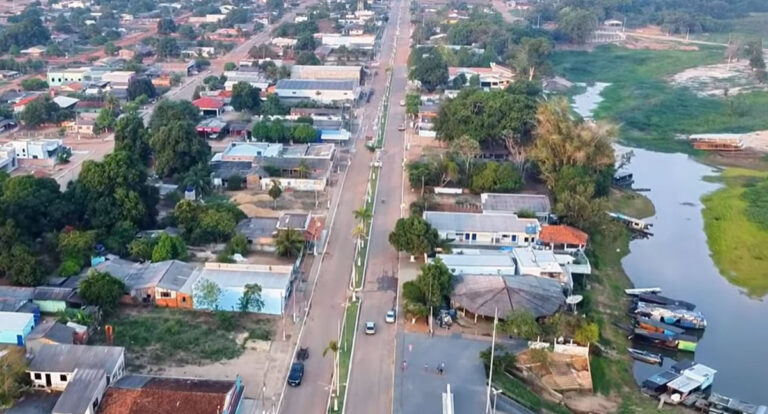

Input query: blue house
[0,311,35,345]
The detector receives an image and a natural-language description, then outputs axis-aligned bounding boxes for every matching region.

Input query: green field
[701,168,768,297]
[552,45,768,152]
[689,13,768,44]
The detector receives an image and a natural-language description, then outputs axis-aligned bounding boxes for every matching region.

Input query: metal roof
[503,275,565,318]
[52,368,106,414]
[436,253,516,273]
[33,286,76,302]
[156,261,200,291]
[423,211,540,234]
[28,320,75,344]
[451,275,564,319]
[275,79,357,91]
[198,268,291,291]
[0,311,34,331]
[481,193,551,214]
[28,343,124,374]
[236,217,279,239]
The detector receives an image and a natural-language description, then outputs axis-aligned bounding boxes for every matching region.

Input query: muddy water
[572,84,768,404]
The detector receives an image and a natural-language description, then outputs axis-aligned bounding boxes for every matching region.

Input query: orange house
[153,261,199,309]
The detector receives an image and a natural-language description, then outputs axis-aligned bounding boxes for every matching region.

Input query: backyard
[93,307,275,370]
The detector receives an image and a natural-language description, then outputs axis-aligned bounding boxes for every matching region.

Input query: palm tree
[353,206,373,226]
[351,223,367,251]
[323,340,340,397]
[275,228,305,258]
[296,160,311,179]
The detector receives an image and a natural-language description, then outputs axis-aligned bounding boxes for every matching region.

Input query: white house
[47,67,90,86]
[423,211,541,247]
[274,79,358,104]
[0,147,18,173]
[4,139,63,160]
[318,34,376,49]
[512,247,572,289]
[433,250,516,275]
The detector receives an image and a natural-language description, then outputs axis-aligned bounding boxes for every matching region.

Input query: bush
[226,175,245,191]
[58,259,82,277]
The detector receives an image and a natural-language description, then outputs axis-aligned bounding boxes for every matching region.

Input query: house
[181,47,216,58]
[512,247,571,289]
[271,37,298,48]
[196,118,229,139]
[13,95,39,113]
[67,115,97,136]
[60,82,85,93]
[433,250,516,275]
[193,97,224,116]
[4,139,63,160]
[21,46,46,57]
[48,68,91,87]
[153,261,199,309]
[538,225,589,251]
[28,344,125,414]
[0,118,18,132]
[318,34,376,50]
[53,96,80,110]
[0,311,35,345]
[448,63,515,90]
[102,71,135,89]
[664,362,717,402]
[423,211,541,247]
[0,147,18,173]
[236,216,280,251]
[480,193,552,222]
[118,48,136,60]
[274,79,358,104]
[93,259,197,306]
[98,374,244,414]
[290,65,363,84]
[223,70,269,91]
[0,70,20,79]
[26,320,75,353]
[451,274,564,320]
[417,103,439,137]
[0,286,38,314]
[190,263,294,315]
[32,286,81,313]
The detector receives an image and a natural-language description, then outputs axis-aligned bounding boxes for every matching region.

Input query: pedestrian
[424,363,428,373]
[402,360,407,372]
[440,362,445,375]
[436,364,441,375]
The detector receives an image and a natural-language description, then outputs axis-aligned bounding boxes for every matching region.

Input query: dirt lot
[670,55,768,97]
[231,188,329,217]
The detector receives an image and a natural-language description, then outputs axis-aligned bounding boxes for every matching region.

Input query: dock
[626,287,662,295]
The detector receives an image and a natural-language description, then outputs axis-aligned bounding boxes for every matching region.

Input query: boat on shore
[635,317,685,336]
[627,347,663,365]
[635,293,696,311]
[633,302,707,330]
[625,287,662,295]
[631,328,698,352]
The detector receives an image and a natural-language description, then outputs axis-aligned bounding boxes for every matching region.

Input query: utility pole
[485,308,498,414]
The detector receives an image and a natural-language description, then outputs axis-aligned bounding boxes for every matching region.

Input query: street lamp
[491,388,502,414]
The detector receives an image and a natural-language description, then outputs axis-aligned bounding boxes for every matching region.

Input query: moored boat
[633,302,707,330]
[627,347,663,365]
[636,293,696,311]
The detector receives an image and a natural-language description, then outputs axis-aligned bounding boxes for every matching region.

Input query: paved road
[277,5,406,414]
[344,0,411,413]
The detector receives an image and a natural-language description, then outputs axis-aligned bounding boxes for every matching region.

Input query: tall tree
[388,216,439,257]
[230,82,262,112]
[0,346,29,406]
[557,8,596,44]
[2,175,67,238]
[150,100,201,131]
[500,309,541,340]
[0,244,43,286]
[193,278,222,310]
[151,233,188,262]
[268,180,283,208]
[127,77,157,101]
[450,135,480,175]
[413,258,453,308]
[409,48,449,92]
[275,228,304,258]
[513,37,552,81]
[157,17,177,35]
[78,271,126,313]
[114,112,150,163]
[150,120,211,177]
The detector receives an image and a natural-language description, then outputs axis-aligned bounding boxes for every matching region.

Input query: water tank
[184,186,196,201]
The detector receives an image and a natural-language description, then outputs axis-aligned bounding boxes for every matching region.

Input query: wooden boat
[625,287,662,296]
[631,328,698,352]
[607,212,653,235]
[633,302,707,330]
[627,347,663,365]
[708,392,768,414]
[635,317,685,336]
[636,293,696,311]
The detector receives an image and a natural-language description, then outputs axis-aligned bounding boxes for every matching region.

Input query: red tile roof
[13,96,38,108]
[98,377,237,414]
[539,225,588,246]
[192,96,224,110]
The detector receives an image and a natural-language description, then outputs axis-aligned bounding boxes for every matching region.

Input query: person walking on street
[424,363,428,373]
[440,362,445,375]
[402,360,407,372]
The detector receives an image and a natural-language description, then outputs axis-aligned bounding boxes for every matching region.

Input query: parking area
[394,332,499,414]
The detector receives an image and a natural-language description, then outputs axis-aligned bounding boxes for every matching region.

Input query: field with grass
[94,307,274,369]
[701,168,768,297]
[688,13,768,44]
[552,45,768,152]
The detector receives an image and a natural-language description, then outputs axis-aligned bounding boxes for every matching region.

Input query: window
[34,373,41,380]
[182,297,187,303]
[60,374,67,382]
[93,398,99,410]
[160,291,171,298]
[471,233,477,241]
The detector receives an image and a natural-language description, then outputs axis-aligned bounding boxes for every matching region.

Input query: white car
[365,321,376,335]
[399,99,405,106]
[385,310,396,323]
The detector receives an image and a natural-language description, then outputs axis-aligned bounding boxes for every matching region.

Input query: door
[16,334,23,346]
[45,374,52,387]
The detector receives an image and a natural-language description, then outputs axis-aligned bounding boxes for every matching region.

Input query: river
[572,83,768,404]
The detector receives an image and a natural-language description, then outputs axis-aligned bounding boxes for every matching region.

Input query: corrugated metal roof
[0,311,34,331]
[28,344,124,374]
[424,211,540,234]
[52,368,106,414]
[480,193,551,214]
[275,79,356,91]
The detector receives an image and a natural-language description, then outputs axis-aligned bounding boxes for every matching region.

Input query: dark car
[287,362,304,386]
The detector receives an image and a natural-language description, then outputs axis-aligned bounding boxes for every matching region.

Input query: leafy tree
[178,24,197,41]
[405,93,421,117]
[275,228,304,258]
[353,206,373,226]
[468,74,480,88]
[150,120,211,177]
[58,229,96,270]
[157,18,177,35]
[151,233,188,262]
[94,107,117,134]
[2,175,67,238]
[114,112,150,163]
[224,62,237,71]
[193,278,221,310]
[513,37,552,81]
[172,200,243,244]
[414,258,452,308]
[294,34,316,51]
[0,347,29,407]
[557,8,596,44]
[127,77,156,101]
[574,322,599,345]
[0,16,50,53]
[150,100,200,131]
[388,215,439,257]
[409,47,448,92]
[157,37,180,58]
[230,82,262,112]
[745,40,767,83]
[21,97,69,127]
[226,175,245,191]
[20,77,47,91]
[470,162,523,194]
[479,345,517,373]
[104,41,119,56]
[226,233,249,255]
[261,94,288,115]
[238,283,264,313]
[79,271,125,313]
[181,163,213,196]
[0,244,43,286]
[268,180,282,208]
[500,309,542,340]
[450,135,480,174]
[295,51,320,65]
[128,237,155,261]
[292,124,318,143]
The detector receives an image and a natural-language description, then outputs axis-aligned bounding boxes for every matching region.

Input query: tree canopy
[150,120,210,178]
[79,271,126,313]
[114,112,151,163]
[388,215,439,256]
[231,82,262,112]
[409,47,449,92]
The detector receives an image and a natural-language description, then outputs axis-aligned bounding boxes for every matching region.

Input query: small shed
[0,311,36,345]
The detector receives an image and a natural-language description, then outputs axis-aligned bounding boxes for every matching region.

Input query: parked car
[397,124,405,131]
[365,321,376,335]
[385,309,396,323]
[287,362,304,386]
[399,99,405,106]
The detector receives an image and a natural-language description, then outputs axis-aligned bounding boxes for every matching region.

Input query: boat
[636,293,696,311]
[635,317,685,336]
[631,328,698,352]
[613,172,634,188]
[633,302,707,330]
[627,347,663,365]
[608,211,653,235]
[625,287,662,296]
[708,392,768,414]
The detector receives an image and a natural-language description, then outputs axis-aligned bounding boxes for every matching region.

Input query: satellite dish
[566,295,583,305]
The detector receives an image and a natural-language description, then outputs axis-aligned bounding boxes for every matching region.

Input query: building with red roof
[538,225,589,251]
[192,97,224,116]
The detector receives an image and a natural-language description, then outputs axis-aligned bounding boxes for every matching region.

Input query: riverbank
[701,168,768,297]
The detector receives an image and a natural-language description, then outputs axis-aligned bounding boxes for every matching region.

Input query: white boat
[625,287,662,296]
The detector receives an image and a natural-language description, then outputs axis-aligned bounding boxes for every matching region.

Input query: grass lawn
[330,299,359,414]
[689,13,768,44]
[94,307,274,370]
[701,168,768,297]
[493,371,570,414]
[552,45,768,152]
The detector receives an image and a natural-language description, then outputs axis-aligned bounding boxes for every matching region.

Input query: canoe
[625,287,662,296]
[627,347,663,364]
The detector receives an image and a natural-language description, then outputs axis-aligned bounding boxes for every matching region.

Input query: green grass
[608,189,656,219]
[701,168,768,297]
[552,45,768,152]
[330,299,359,414]
[689,13,768,44]
[94,308,272,369]
[493,372,571,414]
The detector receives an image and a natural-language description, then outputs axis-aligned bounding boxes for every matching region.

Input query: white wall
[30,370,72,391]
[260,177,326,192]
